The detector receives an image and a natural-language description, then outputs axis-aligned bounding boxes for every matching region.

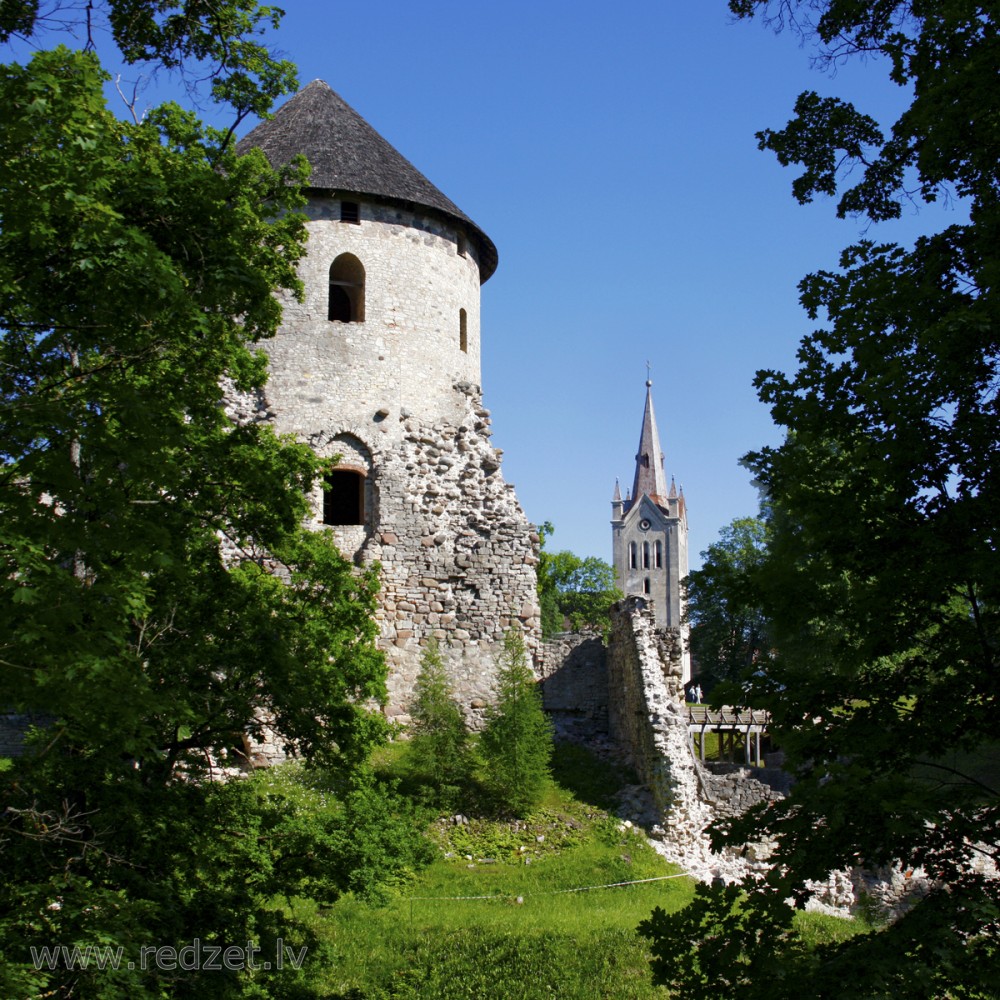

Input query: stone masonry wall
[606,600,716,860]
[701,763,784,821]
[356,386,541,720]
[228,377,542,722]
[262,198,483,439]
[539,631,608,739]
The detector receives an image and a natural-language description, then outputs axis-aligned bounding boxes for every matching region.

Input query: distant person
[693,684,703,705]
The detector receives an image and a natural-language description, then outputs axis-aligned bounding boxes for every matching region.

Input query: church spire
[631,380,669,507]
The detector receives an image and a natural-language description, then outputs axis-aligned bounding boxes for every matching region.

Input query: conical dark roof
[238,80,497,281]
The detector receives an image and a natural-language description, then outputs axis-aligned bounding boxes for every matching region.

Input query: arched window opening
[629,541,637,569]
[459,308,468,353]
[643,541,651,569]
[655,540,663,568]
[323,469,365,525]
[643,577,651,595]
[328,253,365,323]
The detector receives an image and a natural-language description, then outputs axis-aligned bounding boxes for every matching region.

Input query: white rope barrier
[407,868,710,902]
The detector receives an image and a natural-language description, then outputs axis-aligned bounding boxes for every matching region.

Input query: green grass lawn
[295,825,694,999]
[278,741,860,999]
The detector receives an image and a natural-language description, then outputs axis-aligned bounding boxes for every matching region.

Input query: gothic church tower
[236,81,540,718]
[611,381,691,683]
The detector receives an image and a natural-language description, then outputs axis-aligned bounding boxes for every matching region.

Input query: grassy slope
[292,742,857,999]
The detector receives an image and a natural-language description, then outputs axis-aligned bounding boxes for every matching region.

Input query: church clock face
[639,518,651,530]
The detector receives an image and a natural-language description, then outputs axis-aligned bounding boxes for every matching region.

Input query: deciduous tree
[537,522,621,637]
[641,3,1000,996]
[685,514,771,691]
[0,9,393,997]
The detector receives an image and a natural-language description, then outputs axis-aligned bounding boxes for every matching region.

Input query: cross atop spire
[631,380,669,508]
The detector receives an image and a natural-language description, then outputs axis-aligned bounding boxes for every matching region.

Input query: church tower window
[643,541,650,569]
[655,540,663,568]
[328,253,365,322]
[629,541,637,569]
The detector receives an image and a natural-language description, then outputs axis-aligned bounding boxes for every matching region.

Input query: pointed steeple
[612,478,622,502]
[631,380,670,507]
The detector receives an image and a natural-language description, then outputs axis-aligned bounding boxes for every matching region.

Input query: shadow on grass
[368,740,495,817]
[370,735,642,819]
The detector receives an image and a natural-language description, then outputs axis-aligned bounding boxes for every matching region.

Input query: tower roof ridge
[237,80,497,280]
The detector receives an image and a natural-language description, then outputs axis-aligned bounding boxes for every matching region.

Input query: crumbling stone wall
[604,600,788,881]
[606,599,715,858]
[355,389,541,718]
[228,377,542,721]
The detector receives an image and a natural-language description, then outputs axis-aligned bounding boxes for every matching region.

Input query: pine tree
[408,639,470,799]
[480,626,553,816]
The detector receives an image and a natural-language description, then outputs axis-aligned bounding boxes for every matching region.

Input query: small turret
[611,478,624,522]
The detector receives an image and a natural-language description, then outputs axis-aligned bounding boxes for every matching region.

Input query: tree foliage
[0,10,394,998]
[536,521,621,637]
[642,3,1000,996]
[407,639,472,803]
[480,627,553,817]
[685,514,771,691]
[0,0,297,124]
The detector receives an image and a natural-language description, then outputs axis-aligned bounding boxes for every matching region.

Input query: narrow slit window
[643,577,651,595]
[643,541,650,569]
[629,541,637,569]
[459,308,468,353]
[655,540,663,568]
[323,469,365,525]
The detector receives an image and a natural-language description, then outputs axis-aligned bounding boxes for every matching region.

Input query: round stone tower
[237,81,540,718]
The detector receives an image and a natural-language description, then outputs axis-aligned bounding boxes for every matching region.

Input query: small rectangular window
[340,201,360,224]
[323,469,365,525]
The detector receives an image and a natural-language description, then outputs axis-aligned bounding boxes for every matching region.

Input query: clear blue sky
[127,3,953,567]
